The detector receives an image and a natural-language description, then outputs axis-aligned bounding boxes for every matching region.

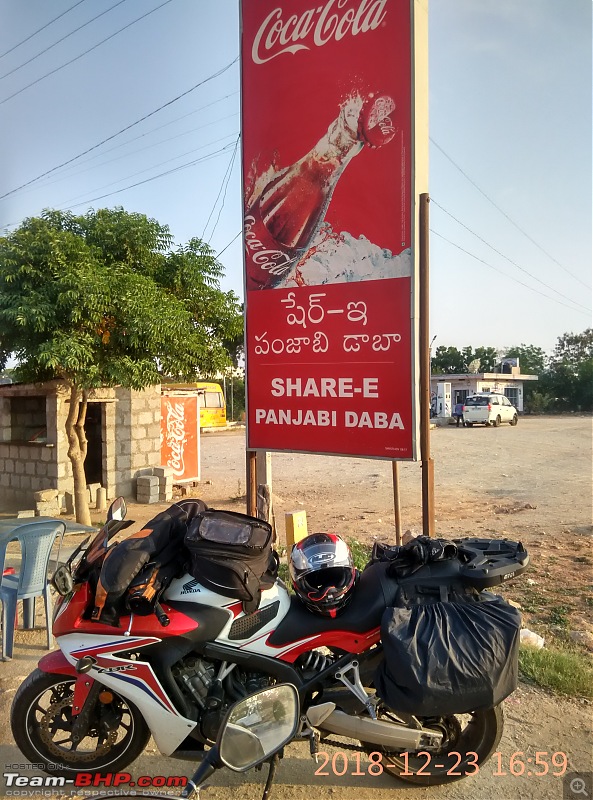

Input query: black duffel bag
[184,510,278,613]
[374,590,521,716]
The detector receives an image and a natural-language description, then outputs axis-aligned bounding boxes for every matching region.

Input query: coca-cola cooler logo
[252,0,388,64]
[163,400,187,478]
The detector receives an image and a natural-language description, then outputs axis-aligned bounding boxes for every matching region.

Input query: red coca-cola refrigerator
[241,0,428,460]
[160,394,200,482]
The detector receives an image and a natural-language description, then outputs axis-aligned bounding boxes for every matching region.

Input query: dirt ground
[0,415,591,800]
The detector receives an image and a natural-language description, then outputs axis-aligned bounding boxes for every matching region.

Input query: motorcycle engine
[172,655,272,743]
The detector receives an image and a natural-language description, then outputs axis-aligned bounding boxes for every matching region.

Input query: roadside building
[0,381,162,511]
[430,359,538,414]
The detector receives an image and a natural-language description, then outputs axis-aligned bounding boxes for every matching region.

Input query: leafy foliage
[0,208,242,386]
[431,345,499,374]
[503,344,547,375]
[537,329,593,412]
[0,207,243,522]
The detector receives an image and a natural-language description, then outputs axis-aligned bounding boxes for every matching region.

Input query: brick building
[0,381,162,511]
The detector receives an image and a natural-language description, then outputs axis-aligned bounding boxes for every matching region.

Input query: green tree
[431,345,465,374]
[0,208,242,524]
[461,346,499,373]
[503,344,547,375]
[539,329,593,412]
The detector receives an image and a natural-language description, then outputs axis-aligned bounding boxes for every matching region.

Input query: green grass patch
[348,539,372,571]
[519,645,593,699]
[548,605,571,627]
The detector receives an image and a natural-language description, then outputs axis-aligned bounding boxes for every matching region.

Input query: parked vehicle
[165,381,227,427]
[11,499,529,793]
[463,393,519,427]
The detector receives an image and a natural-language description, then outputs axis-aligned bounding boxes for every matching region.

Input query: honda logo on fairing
[181,578,201,594]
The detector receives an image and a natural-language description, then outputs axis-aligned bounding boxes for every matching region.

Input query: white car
[462,393,519,427]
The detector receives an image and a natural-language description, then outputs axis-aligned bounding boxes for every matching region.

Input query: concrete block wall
[0,382,163,510]
[0,386,61,510]
[114,385,162,498]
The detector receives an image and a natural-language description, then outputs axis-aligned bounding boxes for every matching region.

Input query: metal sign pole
[419,192,435,537]
[392,461,402,545]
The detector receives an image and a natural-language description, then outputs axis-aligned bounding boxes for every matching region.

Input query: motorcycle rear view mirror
[51,564,73,596]
[218,683,300,772]
[84,684,301,800]
[107,496,127,522]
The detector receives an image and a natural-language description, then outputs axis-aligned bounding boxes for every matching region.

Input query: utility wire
[58,133,239,207]
[432,229,590,317]
[0,0,89,60]
[28,112,239,194]
[202,135,240,241]
[209,137,240,241]
[0,0,130,81]
[430,137,590,290]
[62,141,238,210]
[0,0,174,107]
[216,231,242,259]
[47,91,239,174]
[432,199,590,313]
[0,57,239,201]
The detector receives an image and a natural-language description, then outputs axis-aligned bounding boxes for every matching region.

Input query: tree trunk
[65,384,92,526]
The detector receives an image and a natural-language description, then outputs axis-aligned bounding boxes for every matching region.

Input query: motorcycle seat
[267,561,397,646]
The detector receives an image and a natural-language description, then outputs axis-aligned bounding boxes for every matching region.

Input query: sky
[0,0,590,356]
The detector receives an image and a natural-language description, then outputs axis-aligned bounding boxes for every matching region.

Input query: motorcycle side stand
[261,753,280,800]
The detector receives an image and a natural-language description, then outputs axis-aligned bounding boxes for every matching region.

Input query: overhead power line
[61,140,238,211]
[430,137,590,290]
[28,111,239,195]
[0,0,90,60]
[49,91,239,174]
[432,199,590,313]
[0,0,174,107]
[0,57,239,202]
[58,132,239,207]
[432,229,591,317]
[216,231,242,259]
[202,135,240,241]
[0,0,130,81]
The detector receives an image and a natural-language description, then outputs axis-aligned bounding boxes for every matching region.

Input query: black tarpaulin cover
[374,594,521,716]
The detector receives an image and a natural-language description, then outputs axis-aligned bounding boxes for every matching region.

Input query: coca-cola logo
[252,0,388,65]
[244,215,294,276]
[164,401,186,478]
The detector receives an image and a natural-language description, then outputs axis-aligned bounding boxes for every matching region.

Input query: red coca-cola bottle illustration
[244,93,397,290]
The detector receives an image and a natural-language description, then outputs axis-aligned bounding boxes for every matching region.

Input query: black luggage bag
[374,588,521,716]
[184,510,278,613]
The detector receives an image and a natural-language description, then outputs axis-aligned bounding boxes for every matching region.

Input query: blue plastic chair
[0,517,66,660]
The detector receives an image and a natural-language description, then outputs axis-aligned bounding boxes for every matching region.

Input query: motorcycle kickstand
[261,753,280,800]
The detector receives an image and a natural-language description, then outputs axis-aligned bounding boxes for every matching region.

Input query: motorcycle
[11,497,529,791]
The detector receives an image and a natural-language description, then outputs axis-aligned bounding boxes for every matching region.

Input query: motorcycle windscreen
[374,594,521,716]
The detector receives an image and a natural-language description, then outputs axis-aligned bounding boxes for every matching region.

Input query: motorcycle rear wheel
[11,669,151,777]
[361,704,503,786]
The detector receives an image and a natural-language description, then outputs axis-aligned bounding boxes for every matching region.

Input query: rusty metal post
[392,461,402,545]
[419,193,435,537]
[246,450,257,516]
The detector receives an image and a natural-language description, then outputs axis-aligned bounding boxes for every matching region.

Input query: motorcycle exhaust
[306,703,443,750]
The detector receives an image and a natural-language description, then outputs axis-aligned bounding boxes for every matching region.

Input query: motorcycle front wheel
[361,704,503,786]
[11,668,151,777]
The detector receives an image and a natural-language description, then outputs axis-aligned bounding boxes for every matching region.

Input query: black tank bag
[184,510,278,613]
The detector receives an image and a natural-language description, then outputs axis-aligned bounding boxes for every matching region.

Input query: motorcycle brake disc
[39,697,117,762]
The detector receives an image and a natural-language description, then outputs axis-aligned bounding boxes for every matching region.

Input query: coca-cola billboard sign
[241,0,424,459]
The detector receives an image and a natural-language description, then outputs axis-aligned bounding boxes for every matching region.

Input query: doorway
[84,402,104,485]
